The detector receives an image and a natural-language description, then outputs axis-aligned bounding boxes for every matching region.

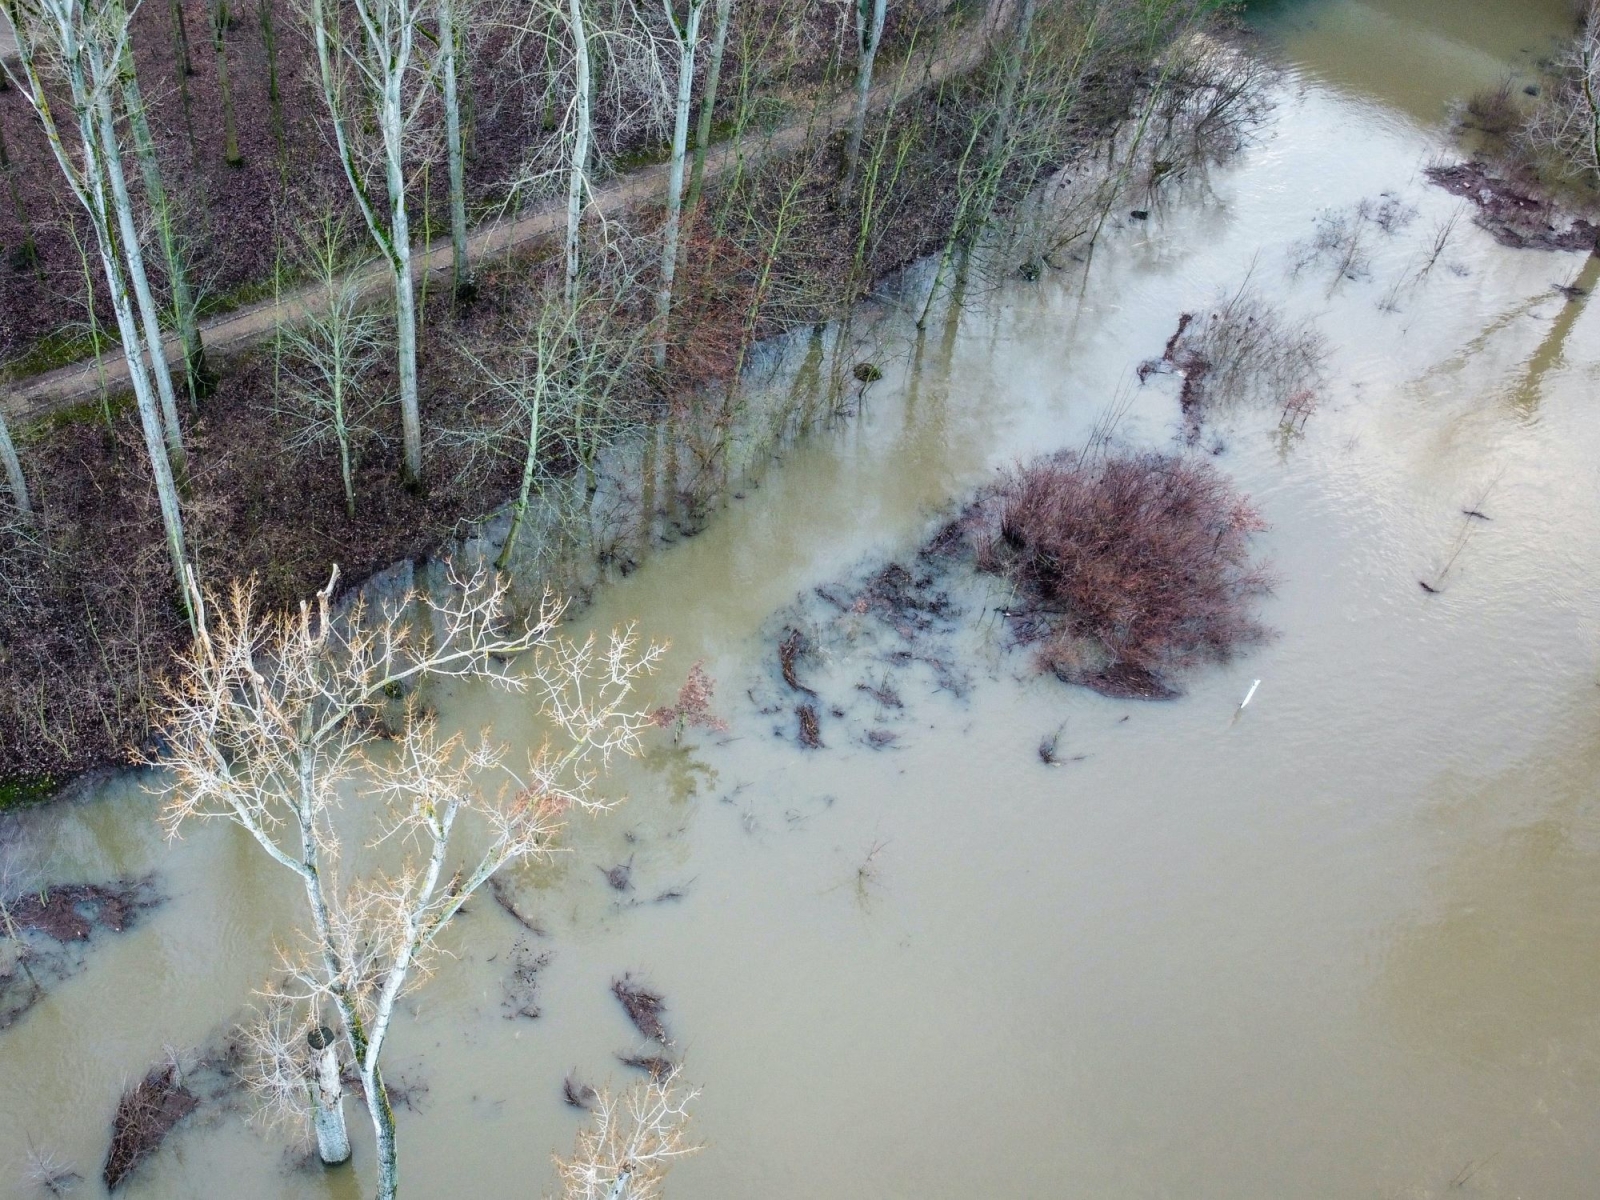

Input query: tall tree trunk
[563,0,591,314]
[438,0,471,300]
[684,0,730,211]
[92,68,188,478]
[120,44,210,405]
[0,407,30,520]
[364,1065,399,1200]
[383,83,424,484]
[308,0,424,484]
[838,0,887,202]
[258,0,285,160]
[654,0,705,370]
[987,0,1034,161]
[170,0,198,155]
[496,393,541,571]
[308,1027,351,1165]
[208,0,243,165]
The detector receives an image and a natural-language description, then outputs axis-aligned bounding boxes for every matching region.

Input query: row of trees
[0,0,930,602]
[0,0,1280,785]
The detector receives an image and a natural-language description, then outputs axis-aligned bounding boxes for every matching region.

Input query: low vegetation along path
[0,26,995,427]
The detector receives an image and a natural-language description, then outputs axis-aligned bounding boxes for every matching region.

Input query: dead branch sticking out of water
[612,975,670,1044]
[102,1063,199,1190]
[563,1072,598,1110]
[796,703,823,749]
[965,450,1273,697]
[616,1053,676,1080]
[597,856,634,892]
[488,875,546,936]
[778,629,817,696]
[503,940,551,1021]
[25,1140,80,1196]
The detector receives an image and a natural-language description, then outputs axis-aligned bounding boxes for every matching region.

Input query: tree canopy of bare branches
[156,564,665,1200]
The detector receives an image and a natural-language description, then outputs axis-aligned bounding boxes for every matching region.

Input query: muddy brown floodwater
[7,1,1600,1196]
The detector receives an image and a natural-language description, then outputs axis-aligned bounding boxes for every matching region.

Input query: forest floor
[0,21,993,427]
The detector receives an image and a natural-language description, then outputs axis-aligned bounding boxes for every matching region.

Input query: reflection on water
[1252,0,1574,123]
[6,2,1600,1197]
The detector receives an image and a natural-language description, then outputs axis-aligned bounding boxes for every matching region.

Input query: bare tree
[307,0,433,484]
[1524,1,1600,198]
[435,0,472,298]
[684,0,730,210]
[274,216,387,518]
[554,1067,700,1200]
[837,0,886,202]
[654,0,705,368]
[118,35,209,402]
[157,565,665,1200]
[206,0,243,164]
[447,282,645,567]
[1,0,192,603]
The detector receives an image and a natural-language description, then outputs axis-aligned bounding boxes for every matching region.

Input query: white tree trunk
[1,0,189,594]
[685,0,731,209]
[308,1027,351,1166]
[120,45,207,405]
[654,0,704,370]
[563,0,592,314]
[0,408,29,519]
[382,56,423,483]
[308,0,425,485]
[91,51,188,474]
[94,205,191,594]
[839,0,887,201]
[438,0,471,298]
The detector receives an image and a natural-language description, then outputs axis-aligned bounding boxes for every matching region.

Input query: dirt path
[1,26,994,426]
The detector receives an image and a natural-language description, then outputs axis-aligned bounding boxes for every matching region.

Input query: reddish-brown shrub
[966,450,1272,698]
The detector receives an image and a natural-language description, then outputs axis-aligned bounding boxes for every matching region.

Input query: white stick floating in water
[1237,679,1261,712]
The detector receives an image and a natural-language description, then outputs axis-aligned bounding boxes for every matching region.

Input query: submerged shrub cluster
[963,450,1273,698]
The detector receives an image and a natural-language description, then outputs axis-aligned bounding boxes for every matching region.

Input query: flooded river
[6,1,1600,1196]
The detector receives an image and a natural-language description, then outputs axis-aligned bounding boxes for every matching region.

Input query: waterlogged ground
[7,1,1600,1196]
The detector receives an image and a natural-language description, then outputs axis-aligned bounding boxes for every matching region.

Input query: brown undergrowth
[963,450,1273,697]
[1,0,1253,791]
[103,1062,200,1190]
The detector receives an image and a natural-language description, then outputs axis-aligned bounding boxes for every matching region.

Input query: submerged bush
[1144,284,1326,440]
[965,450,1272,698]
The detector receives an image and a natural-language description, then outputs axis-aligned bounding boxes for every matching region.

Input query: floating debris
[597,856,634,892]
[616,1053,675,1079]
[797,704,823,749]
[103,1063,198,1190]
[612,975,670,1044]
[562,1071,598,1110]
[502,940,551,1020]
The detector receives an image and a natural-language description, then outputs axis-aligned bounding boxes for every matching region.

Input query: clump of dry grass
[102,1062,199,1189]
[1462,77,1522,137]
[612,974,670,1045]
[1143,283,1326,439]
[965,450,1273,698]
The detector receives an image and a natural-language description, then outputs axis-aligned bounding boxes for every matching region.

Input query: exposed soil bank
[1425,160,1600,251]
